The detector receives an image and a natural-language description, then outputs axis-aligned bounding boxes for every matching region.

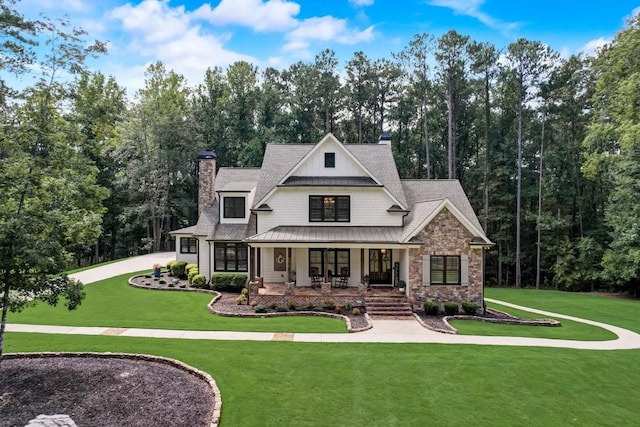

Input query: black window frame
[180,237,197,254]
[223,196,246,219]
[308,249,350,277]
[309,195,350,222]
[431,255,461,285]
[214,242,248,272]
[324,152,335,168]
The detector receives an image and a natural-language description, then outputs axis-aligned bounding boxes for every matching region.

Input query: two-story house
[171,133,493,308]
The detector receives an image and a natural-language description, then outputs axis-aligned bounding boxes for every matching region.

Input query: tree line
[2,0,640,295]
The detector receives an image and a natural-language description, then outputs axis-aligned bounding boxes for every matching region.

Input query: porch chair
[311,274,323,289]
[335,267,349,289]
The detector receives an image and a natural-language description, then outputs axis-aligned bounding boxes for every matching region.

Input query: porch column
[249,246,255,279]
[324,248,329,282]
[360,248,365,283]
[287,247,292,282]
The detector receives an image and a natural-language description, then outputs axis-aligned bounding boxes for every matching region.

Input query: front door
[369,249,392,285]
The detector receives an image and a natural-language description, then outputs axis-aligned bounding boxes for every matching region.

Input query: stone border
[4,352,222,427]
[130,275,372,333]
[414,308,561,334]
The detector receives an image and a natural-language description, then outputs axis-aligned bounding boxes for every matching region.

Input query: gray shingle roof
[169,225,196,235]
[193,202,257,241]
[281,176,379,187]
[215,168,260,192]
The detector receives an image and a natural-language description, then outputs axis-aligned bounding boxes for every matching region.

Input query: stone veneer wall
[408,208,483,311]
[198,157,216,216]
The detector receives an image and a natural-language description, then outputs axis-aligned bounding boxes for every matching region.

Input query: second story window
[224,197,245,218]
[324,152,335,168]
[309,195,350,222]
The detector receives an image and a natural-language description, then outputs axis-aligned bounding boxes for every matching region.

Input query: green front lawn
[450,301,616,340]
[486,288,640,333]
[6,333,639,426]
[9,272,346,333]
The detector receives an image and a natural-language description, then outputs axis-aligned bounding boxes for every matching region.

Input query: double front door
[369,249,392,285]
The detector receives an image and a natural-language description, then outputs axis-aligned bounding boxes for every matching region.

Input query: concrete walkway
[7,253,640,351]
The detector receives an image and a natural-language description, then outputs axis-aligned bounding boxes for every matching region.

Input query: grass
[5,333,640,426]
[449,301,617,340]
[485,288,640,333]
[9,272,346,333]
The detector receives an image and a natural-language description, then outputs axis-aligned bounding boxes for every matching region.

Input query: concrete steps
[365,295,413,317]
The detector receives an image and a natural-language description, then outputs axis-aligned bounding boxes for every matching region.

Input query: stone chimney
[378,132,391,145]
[197,150,217,216]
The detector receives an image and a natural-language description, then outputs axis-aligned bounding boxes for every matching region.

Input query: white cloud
[193,0,300,32]
[349,0,375,6]
[284,16,375,52]
[107,0,255,94]
[581,37,609,56]
[428,0,518,33]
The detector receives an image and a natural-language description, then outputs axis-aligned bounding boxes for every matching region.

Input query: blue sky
[15,0,640,95]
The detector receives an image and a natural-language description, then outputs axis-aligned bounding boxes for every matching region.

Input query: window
[308,249,350,276]
[214,242,248,272]
[324,152,335,168]
[309,196,350,222]
[223,197,245,218]
[431,255,460,285]
[180,237,197,254]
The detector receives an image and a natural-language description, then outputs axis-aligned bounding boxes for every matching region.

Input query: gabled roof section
[215,167,260,192]
[169,225,196,235]
[192,200,257,241]
[401,179,492,244]
[280,176,379,187]
[253,133,407,209]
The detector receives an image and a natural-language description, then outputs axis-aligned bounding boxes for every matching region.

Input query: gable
[289,134,370,178]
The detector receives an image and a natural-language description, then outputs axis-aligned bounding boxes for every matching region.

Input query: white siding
[219,192,251,224]
[174,234,198,265]
[199,239,211,280]
[291,137,368,177]
[261,247,288,283]
[258,187,403,233]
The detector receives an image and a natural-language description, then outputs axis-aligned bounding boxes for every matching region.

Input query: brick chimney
[378,132,391,145]
[197,150,217,215]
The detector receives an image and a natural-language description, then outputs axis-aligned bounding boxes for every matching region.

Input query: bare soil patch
[0,354,215,427]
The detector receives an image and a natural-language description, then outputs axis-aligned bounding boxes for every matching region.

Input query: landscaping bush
[462,301,478,315]
[306,302,315,310]
[254,304,267,313]
[276,305,289,312]
[352,307,361,315]
[344,302,352,311]
[423,301,439,315]
[188,268,199,284]
[210,274,248,293]
[191,274,207,288]
[185,263,198,273]
[171,261,188,278]
[166,261,175,274]
[323,300,335,310]
[269,301,278,310]
[444,302,459,315]
[288,299,297,310]
[235,295,246,305]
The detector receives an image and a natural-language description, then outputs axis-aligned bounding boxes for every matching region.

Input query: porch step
[365,295,413,317]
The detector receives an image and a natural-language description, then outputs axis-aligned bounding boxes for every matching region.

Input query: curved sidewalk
[7,253,640,351]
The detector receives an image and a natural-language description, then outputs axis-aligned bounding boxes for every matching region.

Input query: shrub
[344,302,352,311]
[423,301,439,315]
[185,263,198,273]
[191,274,207,288]
[444,302,459,315]
[335,304,343,313]
[352,307,361,315]
[287,299,297,310]
[276,305,289,312]
[171,261,188,278]
[241,288,249,296]
[254,305,267,313]
[306,301,315,310]
[235,295,246,305]
[210,274,248,293]
[166,261,175,275]
[323,300,335,310]
[269,301,278,310]
[462,301,478,315]
[188,268,199,284]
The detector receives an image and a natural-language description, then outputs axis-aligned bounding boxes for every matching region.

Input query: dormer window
[223,197,245,218]
[324,152,335,168]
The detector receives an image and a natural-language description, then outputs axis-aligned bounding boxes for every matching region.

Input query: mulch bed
[0,355,214,427]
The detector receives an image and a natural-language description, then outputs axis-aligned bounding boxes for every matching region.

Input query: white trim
[404,199,490,243]
[254,133,407,210]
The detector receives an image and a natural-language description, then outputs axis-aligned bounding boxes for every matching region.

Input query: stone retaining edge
[4,352,222,427]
